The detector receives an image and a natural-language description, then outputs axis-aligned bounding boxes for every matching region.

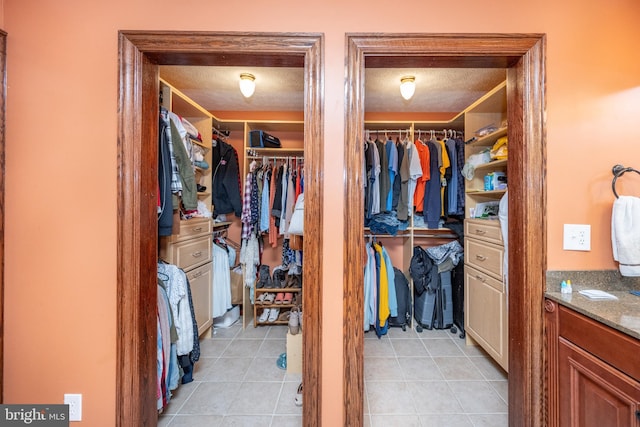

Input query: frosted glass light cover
[239,73,256,98]
[400,76,415,100]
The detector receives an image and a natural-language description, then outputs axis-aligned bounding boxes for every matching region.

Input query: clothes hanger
[157,271,170,283]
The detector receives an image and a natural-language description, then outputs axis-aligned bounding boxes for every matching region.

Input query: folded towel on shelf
[611,195,640,276]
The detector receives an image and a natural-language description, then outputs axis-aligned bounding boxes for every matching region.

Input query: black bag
[249,130,281,148]
[388,267,411,331]
[409,246,433,295]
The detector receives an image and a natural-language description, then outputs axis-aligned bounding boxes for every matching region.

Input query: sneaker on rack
[258,308,271,323]
[268,308,280,322]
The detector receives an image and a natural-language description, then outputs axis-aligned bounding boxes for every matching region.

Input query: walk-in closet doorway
[117,31,324,427]
[344,34,546,426]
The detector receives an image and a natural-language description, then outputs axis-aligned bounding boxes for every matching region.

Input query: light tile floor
[158,321,508,427]
[364,325,508,427]
[158,321,302,427]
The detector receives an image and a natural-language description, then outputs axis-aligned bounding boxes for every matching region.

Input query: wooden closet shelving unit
[462,80,509,371]
[158,79,217,337]
[241,119,305,328]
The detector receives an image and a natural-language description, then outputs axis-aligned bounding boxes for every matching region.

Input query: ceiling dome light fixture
[400,75,416,100]
[239,73,256,98]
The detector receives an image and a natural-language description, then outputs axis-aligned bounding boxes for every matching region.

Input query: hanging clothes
[423,139,442,229]
[413,138,431,214]
[363,241,398,338]
[211,139,242,218]
[157,263,195,357]
[158,108,174,236]
[407,138,423,218]
[212,242,233,318]
[385,137,398,211]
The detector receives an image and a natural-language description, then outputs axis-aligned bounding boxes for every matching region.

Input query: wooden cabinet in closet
[462,80,509,372]
[159,217,214,337]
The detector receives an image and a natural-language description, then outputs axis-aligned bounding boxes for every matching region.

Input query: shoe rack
[254,288,302,326]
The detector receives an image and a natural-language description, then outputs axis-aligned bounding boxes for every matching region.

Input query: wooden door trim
[117,31,324,426]
[344,33,546,426]
[0,29,6,404]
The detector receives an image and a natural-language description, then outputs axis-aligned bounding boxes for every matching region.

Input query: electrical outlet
[64,393,82,422]
[563,224,591,251]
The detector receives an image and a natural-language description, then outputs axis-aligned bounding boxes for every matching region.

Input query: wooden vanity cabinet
[545,300,640,427]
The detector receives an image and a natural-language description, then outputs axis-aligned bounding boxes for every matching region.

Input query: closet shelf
[466,189,507,197]
[363,228,411,238]
[474,158,507,171]
[467,127,507,147]
[189,137,209,149]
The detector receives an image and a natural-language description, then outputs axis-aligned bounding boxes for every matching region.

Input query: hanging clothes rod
[365,128,411,133]
[247,155,304,161]
[414,129,463,135]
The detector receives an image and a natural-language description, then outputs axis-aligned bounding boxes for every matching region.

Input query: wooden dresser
[464,218,508,372]
[159,217,213,336]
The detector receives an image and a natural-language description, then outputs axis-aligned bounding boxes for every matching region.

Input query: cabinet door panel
[464,265,508,371]
[187,262,213,336]
[559,338,640,427]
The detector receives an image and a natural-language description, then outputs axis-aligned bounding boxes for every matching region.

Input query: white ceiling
[159,65,506,115]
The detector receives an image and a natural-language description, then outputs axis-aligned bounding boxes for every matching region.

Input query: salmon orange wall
[4,0,640,426]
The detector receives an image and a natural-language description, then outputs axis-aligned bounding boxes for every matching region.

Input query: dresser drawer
[163,217,212,243]
[465,237,504,279]
[169,234,212,271]
[465,218,503,245]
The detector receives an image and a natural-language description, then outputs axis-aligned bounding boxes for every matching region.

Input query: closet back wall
[4,1,640,426]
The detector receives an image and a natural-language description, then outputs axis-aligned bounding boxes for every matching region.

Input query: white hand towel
[611,195,640,276]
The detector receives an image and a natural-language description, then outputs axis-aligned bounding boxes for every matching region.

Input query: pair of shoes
[275,292,293,304]
[257,293,275,305]
[277,310,291,321]
[272,266,288,288]
[294,383,303,407]
[258,308,271,322]
[196,184,207,192]
[257,265,272,288]
[268,308,280,322]
[285,274,302,288]
[291,292,301,306]
[289,306,300,335]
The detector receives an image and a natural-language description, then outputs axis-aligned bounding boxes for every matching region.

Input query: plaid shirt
[160,107,182,193]
[241,172,253,240]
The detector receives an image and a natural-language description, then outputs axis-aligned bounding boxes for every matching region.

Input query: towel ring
[611,164,640,198]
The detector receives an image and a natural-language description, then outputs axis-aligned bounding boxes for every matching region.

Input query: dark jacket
[212,140,242,217]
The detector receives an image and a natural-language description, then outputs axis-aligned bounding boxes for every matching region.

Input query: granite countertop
[546,270,640,340]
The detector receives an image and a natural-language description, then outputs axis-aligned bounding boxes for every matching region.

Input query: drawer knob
[191,271,203,279]
[474,229,487,234]
[192,227,203,232]
[475,254,487,261]
[192,251,202,257]
[475,274,487,283]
